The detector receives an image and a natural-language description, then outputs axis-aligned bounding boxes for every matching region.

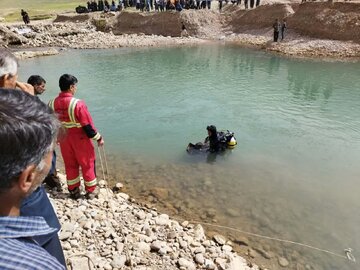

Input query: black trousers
[274,31,279,42]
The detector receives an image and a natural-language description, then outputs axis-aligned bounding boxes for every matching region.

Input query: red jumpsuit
[49,92,101,193]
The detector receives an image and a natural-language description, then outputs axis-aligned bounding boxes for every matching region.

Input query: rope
[191,220,356,263]
[97,145,134,270]
[101,145,109,176]
[97,146,106,182]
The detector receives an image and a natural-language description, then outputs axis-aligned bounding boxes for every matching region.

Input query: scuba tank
[217,130,237,150]
[227,136,237,149]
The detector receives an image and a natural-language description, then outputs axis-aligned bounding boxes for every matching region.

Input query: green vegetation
[0,0,81,22]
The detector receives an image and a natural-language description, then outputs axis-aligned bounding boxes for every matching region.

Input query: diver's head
[207,125,217,137]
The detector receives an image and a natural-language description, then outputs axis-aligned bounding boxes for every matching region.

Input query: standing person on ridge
[21,9,30,24]
[273,18,281,42]
[281,18,287,41]
[49,74,104,200]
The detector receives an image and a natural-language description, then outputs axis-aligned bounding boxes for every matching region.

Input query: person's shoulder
[75,98,86,106]
[0,238,64,269]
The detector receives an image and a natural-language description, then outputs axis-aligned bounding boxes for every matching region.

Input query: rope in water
[191,220,356,263]
[97,145,356,264]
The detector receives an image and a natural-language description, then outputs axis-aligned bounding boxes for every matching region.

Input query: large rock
[0,25,28,45]
[193,224,206,241]
[278,257,289,267]
[150,187,169,201]
[68,257,93,270]
[15,47,58,58]
[226,255,249,270]
[178,258,196,270]
[111,255,127,268]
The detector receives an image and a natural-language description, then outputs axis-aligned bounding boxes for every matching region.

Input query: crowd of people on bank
[87,0,120,12]
[83,0,261,12]
[0,48,104,269]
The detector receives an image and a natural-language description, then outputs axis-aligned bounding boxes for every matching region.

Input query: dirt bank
[288,2,360,42]
[1,3,360,59]
[227,4,297,32]
[112,9,223,38]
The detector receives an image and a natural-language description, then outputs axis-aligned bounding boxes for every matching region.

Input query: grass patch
[0,0,80,22]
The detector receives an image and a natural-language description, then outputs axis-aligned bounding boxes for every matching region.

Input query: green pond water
[20,46,359,270]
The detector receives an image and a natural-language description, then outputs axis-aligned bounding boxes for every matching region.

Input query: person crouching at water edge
[49,74,104,200]
[0,89,65,270]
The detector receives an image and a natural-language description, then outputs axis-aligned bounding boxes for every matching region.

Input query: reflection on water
[19,46,360,270]
[288,61,330,101]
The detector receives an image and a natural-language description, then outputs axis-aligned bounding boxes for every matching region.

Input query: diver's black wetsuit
[205,125,220,153]
[206,135,220,153]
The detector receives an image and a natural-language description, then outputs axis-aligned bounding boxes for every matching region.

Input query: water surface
[20,46,360,269]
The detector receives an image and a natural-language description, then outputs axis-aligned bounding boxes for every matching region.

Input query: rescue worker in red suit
[49,74,104,199]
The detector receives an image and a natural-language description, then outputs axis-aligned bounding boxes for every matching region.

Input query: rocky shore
[49,175,257,270]
[224,31,360,59]
[1,21,206,50]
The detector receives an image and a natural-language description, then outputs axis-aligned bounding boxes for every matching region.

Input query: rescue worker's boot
[85,186,99,200]
[69,186,81,200]
[44,174,63,192]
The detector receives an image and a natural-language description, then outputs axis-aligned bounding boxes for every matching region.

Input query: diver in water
[205,125,220,153]
[187,125,236,157]
[187,125,220,153]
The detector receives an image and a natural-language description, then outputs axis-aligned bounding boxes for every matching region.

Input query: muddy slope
[109,3,360,42]
[228,4,296,32]
[112,11,183,37]
[112,10,222,38]
[288,2,360,42]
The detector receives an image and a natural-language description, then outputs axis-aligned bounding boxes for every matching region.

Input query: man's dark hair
[27,75,46,86]
[0,89,60,192]
[207,125,217,134]
[59,74,78,91]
